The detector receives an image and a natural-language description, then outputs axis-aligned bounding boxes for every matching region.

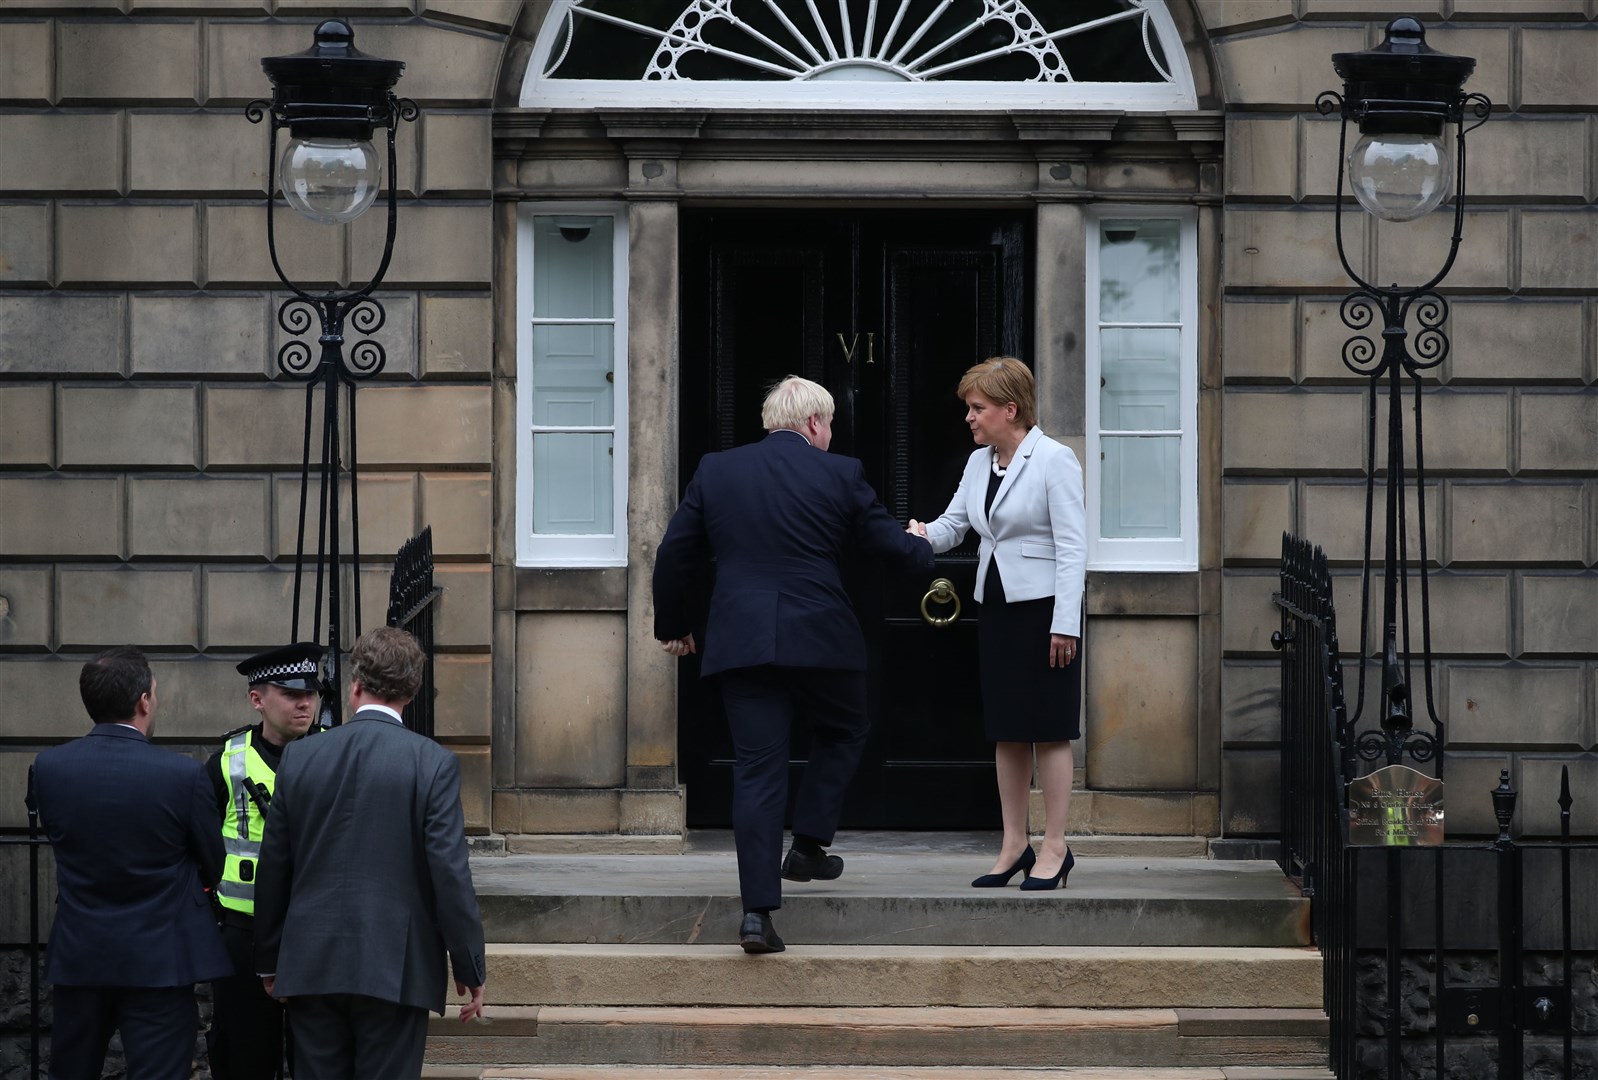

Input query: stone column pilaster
[621,137,686,835]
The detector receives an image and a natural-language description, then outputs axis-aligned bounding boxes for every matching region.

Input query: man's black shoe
[781,845,844,882]
[739,912,785,954]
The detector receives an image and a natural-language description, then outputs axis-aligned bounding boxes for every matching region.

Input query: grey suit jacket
[253,707,486,1014]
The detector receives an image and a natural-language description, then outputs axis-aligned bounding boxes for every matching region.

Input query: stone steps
[424,1067,1336,1079]
[425,1005,1327,1069]
[482,944,1324,1009]
[474,854,1310,948]
[427,843,1329,1077]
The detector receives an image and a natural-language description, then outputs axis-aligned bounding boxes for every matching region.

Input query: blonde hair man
[654,375,934,954]
[760,375,835,448]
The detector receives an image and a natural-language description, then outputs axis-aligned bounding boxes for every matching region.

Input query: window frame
[1084,206,1199,572]
[515,202,630,567]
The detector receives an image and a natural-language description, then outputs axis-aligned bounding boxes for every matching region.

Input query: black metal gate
[1275,532,1591,1079]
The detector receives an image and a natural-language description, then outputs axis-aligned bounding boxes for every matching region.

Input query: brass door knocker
[919,578,962,628]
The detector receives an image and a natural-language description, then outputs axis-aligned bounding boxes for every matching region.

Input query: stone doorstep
[482,944,1324,1010]
[424,1006,1328,1069]
[471,851,1309,949]
[477,891,1310,950]
[493,835,1214,857]
[430,1067,1339,1079]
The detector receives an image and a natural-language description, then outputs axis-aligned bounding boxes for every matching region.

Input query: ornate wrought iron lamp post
[1319,16,1490,774]
[248,19,418,724]
[1318,19,1490,1078]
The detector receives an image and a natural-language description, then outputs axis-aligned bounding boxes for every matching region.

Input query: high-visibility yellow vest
[216,729,276,916]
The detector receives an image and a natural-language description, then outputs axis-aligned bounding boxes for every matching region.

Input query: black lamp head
[1331,16,1475,136]
[262,19,406,141]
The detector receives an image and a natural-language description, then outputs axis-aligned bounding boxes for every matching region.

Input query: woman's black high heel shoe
[1020,847,1075,891]
[971,845,1035,888]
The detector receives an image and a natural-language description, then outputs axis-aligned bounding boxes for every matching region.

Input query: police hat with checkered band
[236,642,325,692]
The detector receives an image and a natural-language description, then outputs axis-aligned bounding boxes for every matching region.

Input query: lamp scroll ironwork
[246,19,419,725]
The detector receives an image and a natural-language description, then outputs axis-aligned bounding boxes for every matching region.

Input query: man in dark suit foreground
[32,645,231,1080]
[654,375,934,953]
[254,627,486,1080]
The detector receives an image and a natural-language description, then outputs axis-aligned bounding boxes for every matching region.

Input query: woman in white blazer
[910,357,1086,891]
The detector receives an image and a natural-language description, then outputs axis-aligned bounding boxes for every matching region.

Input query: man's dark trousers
[719,665,868,911]
[207,917,285,1080]
[285,994,427,1080]
[49,985,198,1080]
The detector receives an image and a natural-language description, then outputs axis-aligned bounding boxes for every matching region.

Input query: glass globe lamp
[280,137,382,225]
[1346,131,1452,222]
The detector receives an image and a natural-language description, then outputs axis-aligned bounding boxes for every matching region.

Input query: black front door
[678,209,1031,828]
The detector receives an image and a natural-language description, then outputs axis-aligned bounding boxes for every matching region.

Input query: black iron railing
[7,768,45,1080]
[1276,531,1589,1079]
[1275,533,1358,1074]
[386,527,444,739]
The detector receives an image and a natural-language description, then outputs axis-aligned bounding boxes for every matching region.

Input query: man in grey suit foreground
[254,627,486,1080]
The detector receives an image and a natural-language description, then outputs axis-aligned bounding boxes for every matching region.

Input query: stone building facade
[0,0,1594,872]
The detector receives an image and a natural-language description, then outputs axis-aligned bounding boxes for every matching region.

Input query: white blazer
[924,426,1087,638]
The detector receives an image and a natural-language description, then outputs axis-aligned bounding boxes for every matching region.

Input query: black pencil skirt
[976,560,1082,744]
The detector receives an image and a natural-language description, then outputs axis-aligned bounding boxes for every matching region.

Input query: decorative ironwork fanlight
[525,0,1195,109]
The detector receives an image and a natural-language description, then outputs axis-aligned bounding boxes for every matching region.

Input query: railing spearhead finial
[1492,768,1517,844]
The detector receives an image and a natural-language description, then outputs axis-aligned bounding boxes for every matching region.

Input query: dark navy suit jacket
[33,723,230,987]
[653,430,935,676]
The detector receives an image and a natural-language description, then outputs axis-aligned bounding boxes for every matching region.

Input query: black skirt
[976,558,1082,743]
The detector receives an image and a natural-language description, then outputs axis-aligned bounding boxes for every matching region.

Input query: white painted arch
[522,0,1198,111]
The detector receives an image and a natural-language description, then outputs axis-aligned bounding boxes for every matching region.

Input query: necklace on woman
[990,450,1007,476]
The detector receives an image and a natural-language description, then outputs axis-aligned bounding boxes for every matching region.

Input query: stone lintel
[599,112,706,141]
[513,566,628,611]
[618,140,686,163]
[1113,115,1219,144]
[1168,114,1228,143]
[493,108,550,141]
[698,111,1016,142]
[1087,572,1204,617]
[1011,114,1121,142]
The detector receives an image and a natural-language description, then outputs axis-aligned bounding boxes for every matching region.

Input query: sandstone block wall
[4,0,1594,852]
[1210,2,1598,836]
[0,2,517,842]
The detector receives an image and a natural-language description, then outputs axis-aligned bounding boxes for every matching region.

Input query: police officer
[205,642,324,1080]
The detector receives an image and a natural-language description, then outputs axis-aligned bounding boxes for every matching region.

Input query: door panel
[679,209,1031,828]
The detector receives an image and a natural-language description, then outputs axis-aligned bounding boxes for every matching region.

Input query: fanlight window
[524,0,1196,110]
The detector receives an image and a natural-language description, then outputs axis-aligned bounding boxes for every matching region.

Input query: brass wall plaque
[1346,764,1444,846]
